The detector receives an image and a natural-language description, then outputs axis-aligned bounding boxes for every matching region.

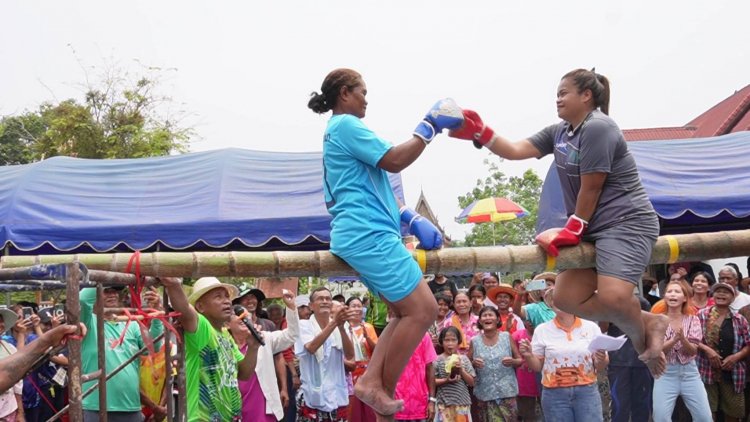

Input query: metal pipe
[96,283,108,422]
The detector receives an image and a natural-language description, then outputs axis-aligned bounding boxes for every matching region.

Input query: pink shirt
[664,315,702,365]
[441,313,480,355]
[512,329,539,397]
[395,334,438,420]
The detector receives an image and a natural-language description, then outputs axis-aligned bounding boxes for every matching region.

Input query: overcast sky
[2,0,749,242]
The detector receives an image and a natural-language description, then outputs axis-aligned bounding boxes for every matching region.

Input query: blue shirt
[322,114,398,254]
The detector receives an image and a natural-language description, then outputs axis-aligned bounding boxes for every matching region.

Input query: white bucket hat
[188,277,239,305]
[0,308,18,334]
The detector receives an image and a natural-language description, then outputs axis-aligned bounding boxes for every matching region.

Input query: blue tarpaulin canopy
[537,131,750,235]
[0,148,405,253]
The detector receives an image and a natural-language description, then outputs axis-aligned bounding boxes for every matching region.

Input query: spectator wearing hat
[234,284,293,416]
[717,266,750,312]
[487,284,524,335]
[0,307,24,422]
[162,276,261,422]
[514,273,557,334]
[294,287,357,421]
[696,282,750,422]
[229,289,300,422]
[296,295,312,320]
[234,284,276,332]
[79,285,164,422]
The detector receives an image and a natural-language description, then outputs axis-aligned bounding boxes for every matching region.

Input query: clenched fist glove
[449,109,495,149]
[535,214,588,257]
[413,98,464,144]
[400,206,443,250]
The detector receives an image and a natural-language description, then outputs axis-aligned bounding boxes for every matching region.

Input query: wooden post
[65,263,83,422]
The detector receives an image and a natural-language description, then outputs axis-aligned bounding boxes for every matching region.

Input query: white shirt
[0,340,22,419]
[254,309,300,420]
[295,319,349,412]
[730,291,750,312]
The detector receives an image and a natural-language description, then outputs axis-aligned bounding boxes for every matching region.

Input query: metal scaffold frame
[0,264,185,422]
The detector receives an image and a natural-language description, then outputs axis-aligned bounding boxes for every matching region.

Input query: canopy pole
[2,229,749,277]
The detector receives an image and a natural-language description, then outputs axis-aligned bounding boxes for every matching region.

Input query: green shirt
[79,288,163,411]
[366,293,388,329]
[185,313,243,422]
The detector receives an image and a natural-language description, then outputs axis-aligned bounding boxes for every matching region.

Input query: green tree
[0,65,191,165]
[458,159,543,246]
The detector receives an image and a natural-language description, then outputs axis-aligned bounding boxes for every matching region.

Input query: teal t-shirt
[80,288,163,411]
[323,114,399,255]
[523,301,555,329]
[185,313,244,422]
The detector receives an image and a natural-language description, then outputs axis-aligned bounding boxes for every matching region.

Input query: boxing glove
[400,206,443,250]
[449,109,495,149]
[536,214,588,257]
[413,98,464,144]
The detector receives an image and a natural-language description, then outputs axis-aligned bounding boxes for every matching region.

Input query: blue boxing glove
[413,98,464,144]
[400,206,443,250]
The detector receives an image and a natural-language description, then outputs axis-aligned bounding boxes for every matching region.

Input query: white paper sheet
[588,333,628,352]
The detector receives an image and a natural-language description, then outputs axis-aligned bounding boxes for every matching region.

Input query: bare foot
[354,380,404,416]
[638,312,668,377]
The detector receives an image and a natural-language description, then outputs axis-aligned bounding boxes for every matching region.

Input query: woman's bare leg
[354,281,437,416]
[553,269,667,376]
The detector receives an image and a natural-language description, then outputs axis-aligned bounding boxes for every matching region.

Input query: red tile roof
[623,84,750,141]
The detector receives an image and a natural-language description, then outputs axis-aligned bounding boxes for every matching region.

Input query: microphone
[233,305,266,346]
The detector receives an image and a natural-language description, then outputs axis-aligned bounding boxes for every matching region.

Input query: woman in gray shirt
[449,68,668,377]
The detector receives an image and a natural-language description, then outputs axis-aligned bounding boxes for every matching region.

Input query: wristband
[428,397,437,403]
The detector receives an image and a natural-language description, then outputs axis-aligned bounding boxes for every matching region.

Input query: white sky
[2,0,749,241]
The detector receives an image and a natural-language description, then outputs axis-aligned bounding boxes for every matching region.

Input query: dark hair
[562,68,611,115]
[309,286,331,302]
[453,291,471,302]
[475,306,501,330]
[345,296,362,306]
[468,284,487,299]
[308,68,363,114]
[434,293,453,306]
[512,279,523,287]
[690,271,716,287]
[438,326,463,346]
[332,294,346,303]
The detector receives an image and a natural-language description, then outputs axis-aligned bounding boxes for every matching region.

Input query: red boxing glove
[536,215,588,257]
[449,109,495,149]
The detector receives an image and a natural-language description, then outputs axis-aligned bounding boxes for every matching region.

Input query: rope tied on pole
[110,251,182,353]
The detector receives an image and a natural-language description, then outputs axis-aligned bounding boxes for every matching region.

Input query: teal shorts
[334,233,423,303]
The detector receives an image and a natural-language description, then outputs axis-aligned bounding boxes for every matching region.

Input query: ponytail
[307,68,362,114]
[563,68,611,115]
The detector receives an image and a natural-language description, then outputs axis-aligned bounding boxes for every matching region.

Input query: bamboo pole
[2,229,750,277]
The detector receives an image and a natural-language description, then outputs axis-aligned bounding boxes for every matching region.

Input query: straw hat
[487,284,517,303]
[0,308,18,334]
[188,277,239,305]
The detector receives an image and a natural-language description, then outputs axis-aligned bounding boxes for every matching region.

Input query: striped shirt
[434,354,475,406]
[664,315,702,365]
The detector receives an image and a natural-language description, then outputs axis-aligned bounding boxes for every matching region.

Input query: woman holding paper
[518,289,609,422]
[650,280,712,421]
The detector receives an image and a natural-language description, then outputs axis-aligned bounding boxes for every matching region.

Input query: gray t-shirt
[529,110,655,233]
